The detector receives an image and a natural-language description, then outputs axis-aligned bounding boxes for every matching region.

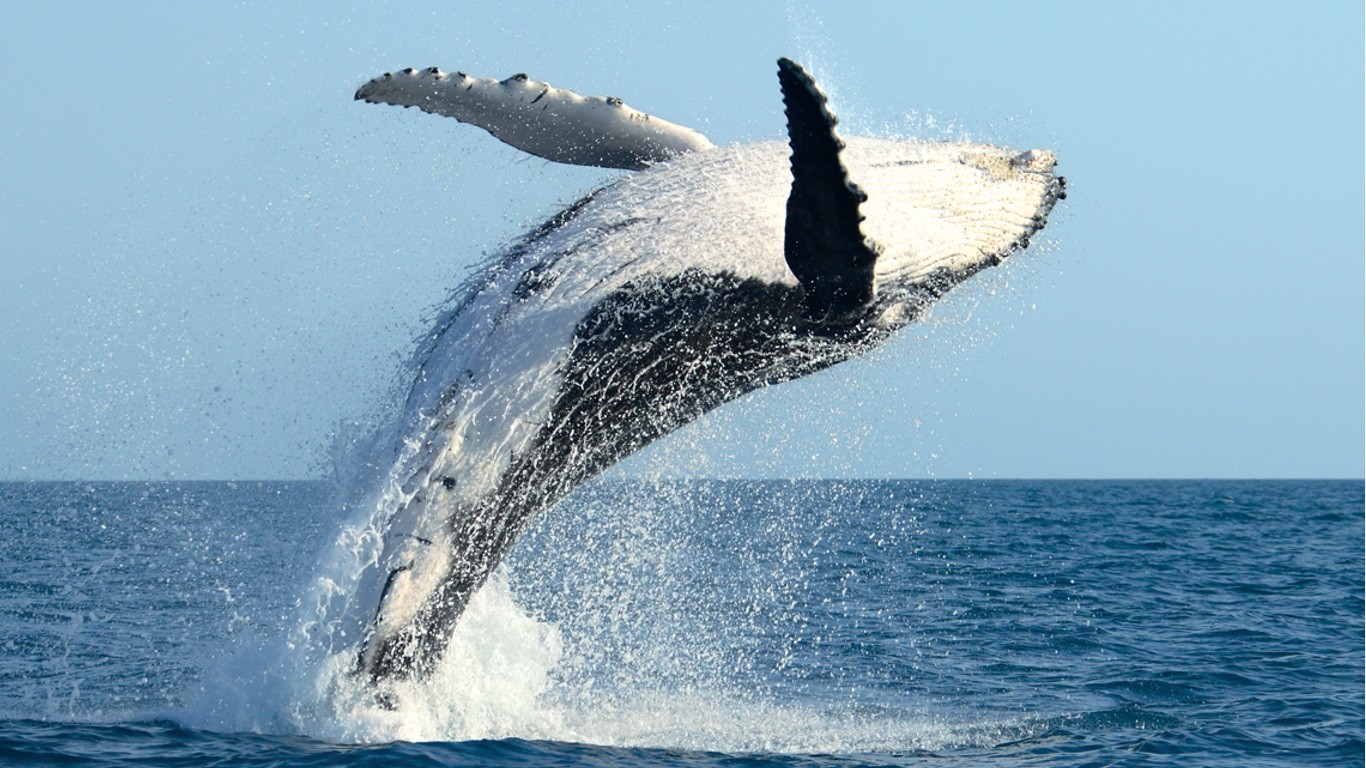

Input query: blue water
[0,479,1361,766]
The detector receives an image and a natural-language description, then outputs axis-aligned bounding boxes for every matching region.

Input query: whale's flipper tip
[778,58,880,316]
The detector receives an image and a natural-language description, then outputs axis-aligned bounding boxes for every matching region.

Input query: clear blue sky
[1,2,1361,480]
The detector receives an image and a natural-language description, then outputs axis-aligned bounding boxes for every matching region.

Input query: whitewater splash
[189,479,1066,754]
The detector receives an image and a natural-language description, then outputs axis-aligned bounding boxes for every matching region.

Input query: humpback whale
[347,59,1063,686]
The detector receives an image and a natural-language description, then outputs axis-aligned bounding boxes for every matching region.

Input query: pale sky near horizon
[1,2,1362,480]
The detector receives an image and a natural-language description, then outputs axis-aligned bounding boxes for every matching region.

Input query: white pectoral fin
[356,67,714,170]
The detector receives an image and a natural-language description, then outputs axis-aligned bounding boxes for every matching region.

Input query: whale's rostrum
[348,59,1064,686]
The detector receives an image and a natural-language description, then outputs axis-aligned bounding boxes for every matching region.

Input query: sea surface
[0,479,1360,766]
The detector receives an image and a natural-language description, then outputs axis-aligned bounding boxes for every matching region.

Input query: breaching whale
[347,59,1063,685]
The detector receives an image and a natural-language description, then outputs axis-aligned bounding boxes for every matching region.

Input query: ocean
[0,479,1360,766]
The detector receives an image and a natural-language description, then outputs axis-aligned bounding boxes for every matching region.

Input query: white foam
[282,576,564,744]
[182,489,1041,754]
[181,536,1027,753]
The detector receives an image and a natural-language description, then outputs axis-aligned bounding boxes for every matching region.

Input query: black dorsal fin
[778,58,880,315]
